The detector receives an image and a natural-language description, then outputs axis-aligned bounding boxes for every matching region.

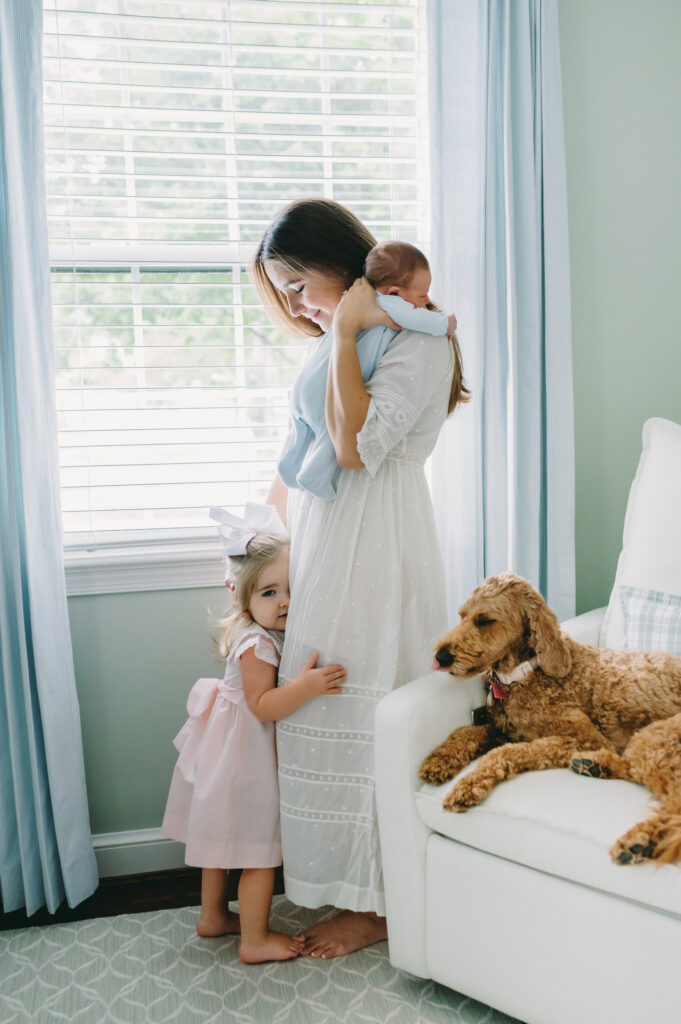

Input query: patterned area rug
[1,897,520,1024]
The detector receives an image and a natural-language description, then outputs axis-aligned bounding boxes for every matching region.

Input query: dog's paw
[442,776,484,812]
[610,819,660,865]
[442,797,470,813]
[570,748,635,782]
[419,757,457,786]
[570,757,611,779]
[611,840,656,866]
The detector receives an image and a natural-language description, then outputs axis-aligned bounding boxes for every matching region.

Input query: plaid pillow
[619,585,681,654]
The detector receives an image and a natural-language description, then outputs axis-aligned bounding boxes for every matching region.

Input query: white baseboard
[92,828,186,878]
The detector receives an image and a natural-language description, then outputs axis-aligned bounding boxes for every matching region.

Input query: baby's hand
[298,652,346,696]
[447,312,458,337]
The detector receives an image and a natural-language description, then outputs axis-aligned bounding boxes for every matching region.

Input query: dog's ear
[524,591,571,678]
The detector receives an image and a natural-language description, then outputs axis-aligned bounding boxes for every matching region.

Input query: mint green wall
[68,587,228,834]
[71,2,681,837]
[559,0,681,613]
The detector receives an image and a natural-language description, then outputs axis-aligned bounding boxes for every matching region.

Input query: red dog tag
[491,678,507,701]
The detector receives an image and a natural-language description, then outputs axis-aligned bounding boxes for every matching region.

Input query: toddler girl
[161,502,346,963]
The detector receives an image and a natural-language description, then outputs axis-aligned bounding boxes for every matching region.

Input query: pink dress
[161,622,284,868]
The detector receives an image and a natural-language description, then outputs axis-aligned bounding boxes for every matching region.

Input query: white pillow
[601,417,681,649]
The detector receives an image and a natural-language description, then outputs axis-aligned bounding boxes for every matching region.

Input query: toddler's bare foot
[239,930,305,964]
[196,908,240,937]
[300,911,387,959]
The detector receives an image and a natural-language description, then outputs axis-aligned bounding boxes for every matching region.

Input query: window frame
[64,536,225,595]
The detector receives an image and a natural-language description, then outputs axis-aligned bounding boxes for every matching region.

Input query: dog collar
[487,657,540,701]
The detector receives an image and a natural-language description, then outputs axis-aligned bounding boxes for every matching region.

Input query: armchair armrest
[561,606,607,647]
[375,671,485,977]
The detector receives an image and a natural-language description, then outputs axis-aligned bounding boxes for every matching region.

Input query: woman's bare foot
[239,930,305,964]
[299,911,387,959]
[196,907,240,937]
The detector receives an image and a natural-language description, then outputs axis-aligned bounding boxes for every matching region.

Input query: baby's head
[364,241,432,308]
[220,533,290,652]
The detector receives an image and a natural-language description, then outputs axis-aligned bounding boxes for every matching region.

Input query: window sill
[64,542,226,597]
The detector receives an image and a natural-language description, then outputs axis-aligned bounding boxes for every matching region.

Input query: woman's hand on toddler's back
[447,312,458,337]
[297,652,346,697]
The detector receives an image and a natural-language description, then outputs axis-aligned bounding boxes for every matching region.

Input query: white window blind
[43,0,430,554]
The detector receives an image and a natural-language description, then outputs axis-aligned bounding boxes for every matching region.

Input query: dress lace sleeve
[356,331,453,477]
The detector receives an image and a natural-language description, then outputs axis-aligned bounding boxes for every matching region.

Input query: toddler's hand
[299,652,346,696]
[447,312,458,337]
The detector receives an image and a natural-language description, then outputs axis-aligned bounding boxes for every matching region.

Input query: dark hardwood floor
[0,868,200,932]
[0,866,285,932]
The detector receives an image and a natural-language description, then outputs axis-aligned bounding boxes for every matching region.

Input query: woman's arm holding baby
[326,278,392,468]
[241,648,346,723]
[326,280,458,468]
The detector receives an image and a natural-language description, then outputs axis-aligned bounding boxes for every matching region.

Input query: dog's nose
[435,647,454,668]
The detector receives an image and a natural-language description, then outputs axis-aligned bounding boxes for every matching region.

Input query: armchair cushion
[415,763,681,917]
[560,605,606,646]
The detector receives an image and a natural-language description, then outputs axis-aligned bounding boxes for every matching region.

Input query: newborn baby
[278,241,456,502]
[366,240,458,339]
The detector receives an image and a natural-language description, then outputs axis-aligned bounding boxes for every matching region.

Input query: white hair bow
[209,502,288,557]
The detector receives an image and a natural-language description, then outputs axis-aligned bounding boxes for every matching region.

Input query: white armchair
[376,419,681,1024]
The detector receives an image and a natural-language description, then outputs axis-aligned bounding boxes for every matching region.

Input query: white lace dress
[276,329,454,915]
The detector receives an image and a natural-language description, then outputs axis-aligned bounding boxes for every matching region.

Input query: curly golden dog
[419,573,681,865]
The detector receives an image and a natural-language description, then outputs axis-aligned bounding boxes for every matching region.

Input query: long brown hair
[252,197,469,414]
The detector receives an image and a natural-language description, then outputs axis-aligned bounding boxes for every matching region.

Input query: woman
[253,198,468,958]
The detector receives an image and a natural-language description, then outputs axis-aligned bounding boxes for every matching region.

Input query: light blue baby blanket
[277,296,446,501]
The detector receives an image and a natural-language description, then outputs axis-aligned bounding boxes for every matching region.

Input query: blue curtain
[0,0,98,915]
[428,0,575,621]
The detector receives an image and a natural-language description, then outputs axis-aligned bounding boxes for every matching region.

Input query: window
[43,0,430,591]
